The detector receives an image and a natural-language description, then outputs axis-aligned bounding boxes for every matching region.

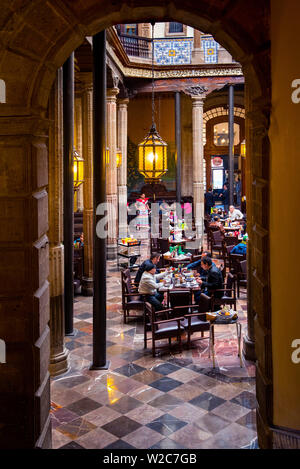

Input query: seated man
[228,205,244,221]
[231,235,248,255]
[135,252,161,284]
[138,264,168,311]
[186,251,213,278]
[210,207,219,220]
[194,256,223,304]
[209,216,225,234]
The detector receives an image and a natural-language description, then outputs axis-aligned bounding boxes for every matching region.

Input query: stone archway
[0,0,271,448]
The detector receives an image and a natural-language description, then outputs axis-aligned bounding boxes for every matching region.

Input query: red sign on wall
[212,156,223,167]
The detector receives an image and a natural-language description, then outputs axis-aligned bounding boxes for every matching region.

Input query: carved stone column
[242,82,256,362]
[0,116,51,448]
[106,87,119,259]
[48,69,69,377]
[188,86,207,246]
[81,81,94,295]
[117,98,129,238]
[74,94,84,212]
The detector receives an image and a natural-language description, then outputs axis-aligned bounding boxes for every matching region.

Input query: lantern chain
[151,22,155,128]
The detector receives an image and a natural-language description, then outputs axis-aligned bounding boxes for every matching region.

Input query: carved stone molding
[185,85,209,97]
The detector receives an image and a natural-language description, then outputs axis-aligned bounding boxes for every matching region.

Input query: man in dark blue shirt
[194,256,223,304]
[205,187,214,215]
[134,252,161,284]
[186,251,213,278]
[220,184,229,213]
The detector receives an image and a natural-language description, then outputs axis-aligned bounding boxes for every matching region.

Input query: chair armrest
[212,288,235,294]
[153,317,184,326]
[184,312,207,319]
[184,312,209,326]
[173,305,199,312]
[124,293,142,298]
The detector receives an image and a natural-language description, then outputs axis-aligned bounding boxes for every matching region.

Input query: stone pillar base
[49,348,70,377]
[107,243,117,260]
[243,335,256,361]
[81,276,94,296]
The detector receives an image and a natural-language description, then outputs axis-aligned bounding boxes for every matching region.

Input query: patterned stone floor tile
[189,392,226,412]
[126,403,165,425]
[168,383,205,402]
[76,427,118,449]
[101,415,142,438]
[83,405,121,427]
[122,426,163,449]
[51,238,257,449]
[56,417,97,440]
[146,414,188,437]
[169,423,212,448]
[211,400,250,422]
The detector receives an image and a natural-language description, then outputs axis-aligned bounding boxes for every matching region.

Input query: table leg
[209,324,215,368]
[236,322,243,367]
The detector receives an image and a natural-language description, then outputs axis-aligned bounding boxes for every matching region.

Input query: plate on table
[215,310,238,323]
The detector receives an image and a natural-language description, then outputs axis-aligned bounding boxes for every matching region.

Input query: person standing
[235,177,241,207]
[220,184,229,213]
[205,187,214,215]
[135,193,150,235]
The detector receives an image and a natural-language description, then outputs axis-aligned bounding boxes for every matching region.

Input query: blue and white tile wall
[154,38,193,65]
[202,37,219,64]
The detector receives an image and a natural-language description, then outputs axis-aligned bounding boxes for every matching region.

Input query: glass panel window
[169,22,183,33]
[213,122,240,146]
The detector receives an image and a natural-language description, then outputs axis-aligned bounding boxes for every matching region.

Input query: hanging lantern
[138,124,167,181]
[137,22,168,182]
[73,149,84,190]
[241,139,246,157]
[106,147,110,165]
[116,148,122,168]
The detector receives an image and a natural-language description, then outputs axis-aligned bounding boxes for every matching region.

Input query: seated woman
[138,263,168,311]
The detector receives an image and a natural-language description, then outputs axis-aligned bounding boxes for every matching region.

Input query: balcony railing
[118,33,152,59]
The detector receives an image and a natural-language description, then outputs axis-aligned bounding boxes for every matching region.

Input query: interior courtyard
[0,0,299,450]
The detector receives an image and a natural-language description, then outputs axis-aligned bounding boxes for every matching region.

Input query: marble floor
[51,241,257,449]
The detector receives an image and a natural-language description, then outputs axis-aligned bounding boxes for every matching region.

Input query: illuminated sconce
[106,147,110,165]
[116,148,122,168]
[241,139,246,157]
[73,149,84,191]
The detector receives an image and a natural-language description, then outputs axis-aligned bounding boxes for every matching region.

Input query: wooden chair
[121,273,144,324]
[222,242,235,272]
[173,293,211,347]
[211,272,237,311]
[210,229,224,257]
[144,302,185,357]
[167,290,192,316]
[229,253,246,275]
[237,259,247,298]
[223,235,239,246]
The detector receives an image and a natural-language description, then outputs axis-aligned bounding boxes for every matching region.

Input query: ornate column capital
[186,85,208,104]
[107,87,119,101]
[117,97,129,107]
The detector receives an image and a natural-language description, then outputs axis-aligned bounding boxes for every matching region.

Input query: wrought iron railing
[118,32,152,58]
